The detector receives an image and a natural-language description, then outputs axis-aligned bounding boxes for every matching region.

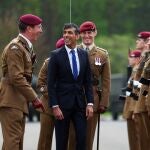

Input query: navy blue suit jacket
[47,46,93,109]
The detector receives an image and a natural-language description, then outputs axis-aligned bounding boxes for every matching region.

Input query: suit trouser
[134,112,150,150]
[127,118,140,150]
[37,113,55,150]
[0,107,25,150]
[55,108,87,150]
[68,112,98,150]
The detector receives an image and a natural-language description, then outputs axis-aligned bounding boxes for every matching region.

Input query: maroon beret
[19,14,42,25]
[80,21,96,33]
[56,38,65,48]
[129,50,141,58]
[137,31,150,39]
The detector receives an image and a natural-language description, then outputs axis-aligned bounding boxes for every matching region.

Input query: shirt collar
[82,43,95,51]
[19,33,33,49]
[65,45,78,54]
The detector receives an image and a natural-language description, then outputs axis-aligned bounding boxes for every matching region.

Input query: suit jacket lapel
[61,47,84,79]
[77,48,83,77]
[61,48,73,77]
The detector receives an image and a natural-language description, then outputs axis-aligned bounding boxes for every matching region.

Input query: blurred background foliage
[0,0,149,74]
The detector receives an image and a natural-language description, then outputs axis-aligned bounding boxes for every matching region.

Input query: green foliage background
[0,0,149,74]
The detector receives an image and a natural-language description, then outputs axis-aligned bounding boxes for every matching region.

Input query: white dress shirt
[81,42,95,51]
[19,33,33,50]
[65,45,80,76]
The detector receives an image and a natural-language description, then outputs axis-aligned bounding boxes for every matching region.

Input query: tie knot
[71,49,75,53]
[85,47,89,51]
[71,49,75,54]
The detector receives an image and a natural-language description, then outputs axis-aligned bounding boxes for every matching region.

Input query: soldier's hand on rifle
[98,105,107,113]
[32,97,45,112]
[86,105,93,120]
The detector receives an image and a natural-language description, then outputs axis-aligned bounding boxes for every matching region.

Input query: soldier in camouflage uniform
[68,21,111,150]
[0,14,44,150]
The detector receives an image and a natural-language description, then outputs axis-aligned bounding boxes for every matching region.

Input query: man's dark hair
[18,21,34,33]
[63,23,80,35]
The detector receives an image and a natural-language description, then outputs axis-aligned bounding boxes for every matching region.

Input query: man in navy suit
[47,23,94,150]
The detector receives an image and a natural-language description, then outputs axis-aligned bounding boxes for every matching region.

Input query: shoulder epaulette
[96,47,108,55]
[9,38,21,50]
[9,43,20,50]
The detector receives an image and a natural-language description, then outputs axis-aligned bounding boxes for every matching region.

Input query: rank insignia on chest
[95,57,102,66]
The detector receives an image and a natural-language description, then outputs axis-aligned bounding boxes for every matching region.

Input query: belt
[139,77,150,86]
[130,92,138,101]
